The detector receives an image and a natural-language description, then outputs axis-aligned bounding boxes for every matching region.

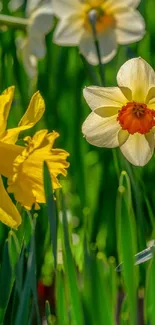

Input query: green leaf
[116,171,138,325]
[56,271,69,325]
[60,191,84,325]
[14,219,41,325]
[45,300,55,325]
[0,240,15,324]
[43,161,57,268]
[145,251,155,324]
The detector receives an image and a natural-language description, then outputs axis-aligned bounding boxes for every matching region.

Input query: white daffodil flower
[9,0,24,11]
[52,0,145,65]
[82,58,155,166]
[22,0,53,77]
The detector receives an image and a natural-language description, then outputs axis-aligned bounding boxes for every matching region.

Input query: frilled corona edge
[7,129,70,210]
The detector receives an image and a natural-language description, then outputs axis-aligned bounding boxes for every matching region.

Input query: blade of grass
[144,250,155,324]
[116,170,138,325]
[15,219,41,325]
[60,190,84,325]
[44,161,57,268]
[56,270,69,325]
[0,240,15,324]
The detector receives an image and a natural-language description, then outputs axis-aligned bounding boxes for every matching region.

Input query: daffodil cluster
[2,0,145,74]
[0,87,69,228]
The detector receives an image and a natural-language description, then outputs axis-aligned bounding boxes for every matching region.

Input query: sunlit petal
[82,112,120,148]
[83,86,127,117]
[115,10,145,44]
[120,132,154,166]
[117,57,155,102]
[0,175,21,229]
[2,91,45,144]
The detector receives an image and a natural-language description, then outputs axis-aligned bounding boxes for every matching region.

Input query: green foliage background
[0,0,155,324]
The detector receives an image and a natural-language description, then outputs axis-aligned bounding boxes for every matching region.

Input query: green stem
[89,11,104,86]
[0,14,28,30]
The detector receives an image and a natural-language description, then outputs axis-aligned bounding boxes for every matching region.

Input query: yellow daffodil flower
[0,86,45,144]
[0,130,69,210]
[82,57,155,166]
[0,86,45,228]
[53,0,145,65]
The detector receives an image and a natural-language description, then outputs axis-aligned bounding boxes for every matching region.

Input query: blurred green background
[0,0,155,324]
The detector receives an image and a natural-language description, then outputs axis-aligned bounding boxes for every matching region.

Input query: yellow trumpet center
[84,5,115,34]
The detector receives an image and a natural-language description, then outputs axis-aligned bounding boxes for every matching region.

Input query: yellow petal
[1,91,45,144]
[0,86,15,136]
[0,141,22,178]
[118,129,129,146]
[0,175,21,229]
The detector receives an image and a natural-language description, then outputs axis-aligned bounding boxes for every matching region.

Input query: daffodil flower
[82,57,155,166]
[22,0,53,77]
[0,86,45,228]
[53,0,145,65]
[0,130,69,210]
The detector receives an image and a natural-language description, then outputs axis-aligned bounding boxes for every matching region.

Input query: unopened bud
[88,9,97,25]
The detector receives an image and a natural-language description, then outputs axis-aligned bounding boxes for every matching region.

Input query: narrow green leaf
[56,271,69,325]
[60,191,84,325]
[0,240,14,324]
[8,231,20,270]
[116,171,138,325]
[145,251,155,324]
[15,220,41,325]
[45,300,55,325]
[43,161,57,268]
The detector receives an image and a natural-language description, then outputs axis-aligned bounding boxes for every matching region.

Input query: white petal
[26,0,53,16]
[28,36,46,58]
[26,0,44,16]
[115,10,145,44]
[28,6,53,36]
[121,0,141,7]
[53,16,84,45]
[120,133,154,166]
[117,57,155,102]
[83,86,127,117]
[22,41,37,77]
[52,0,82,18]
[82,112,120,148]
[79,30,117,65]
[9,0,24,11]
[103,0,140,14]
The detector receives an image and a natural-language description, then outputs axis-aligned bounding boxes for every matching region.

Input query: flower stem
[0,14,28,30]
[89,10,104,86]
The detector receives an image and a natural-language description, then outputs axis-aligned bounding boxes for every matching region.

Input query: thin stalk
[0,14,28,30]
[89,10,104,86]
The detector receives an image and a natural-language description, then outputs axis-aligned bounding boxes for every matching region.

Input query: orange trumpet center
[117,102,155,134]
